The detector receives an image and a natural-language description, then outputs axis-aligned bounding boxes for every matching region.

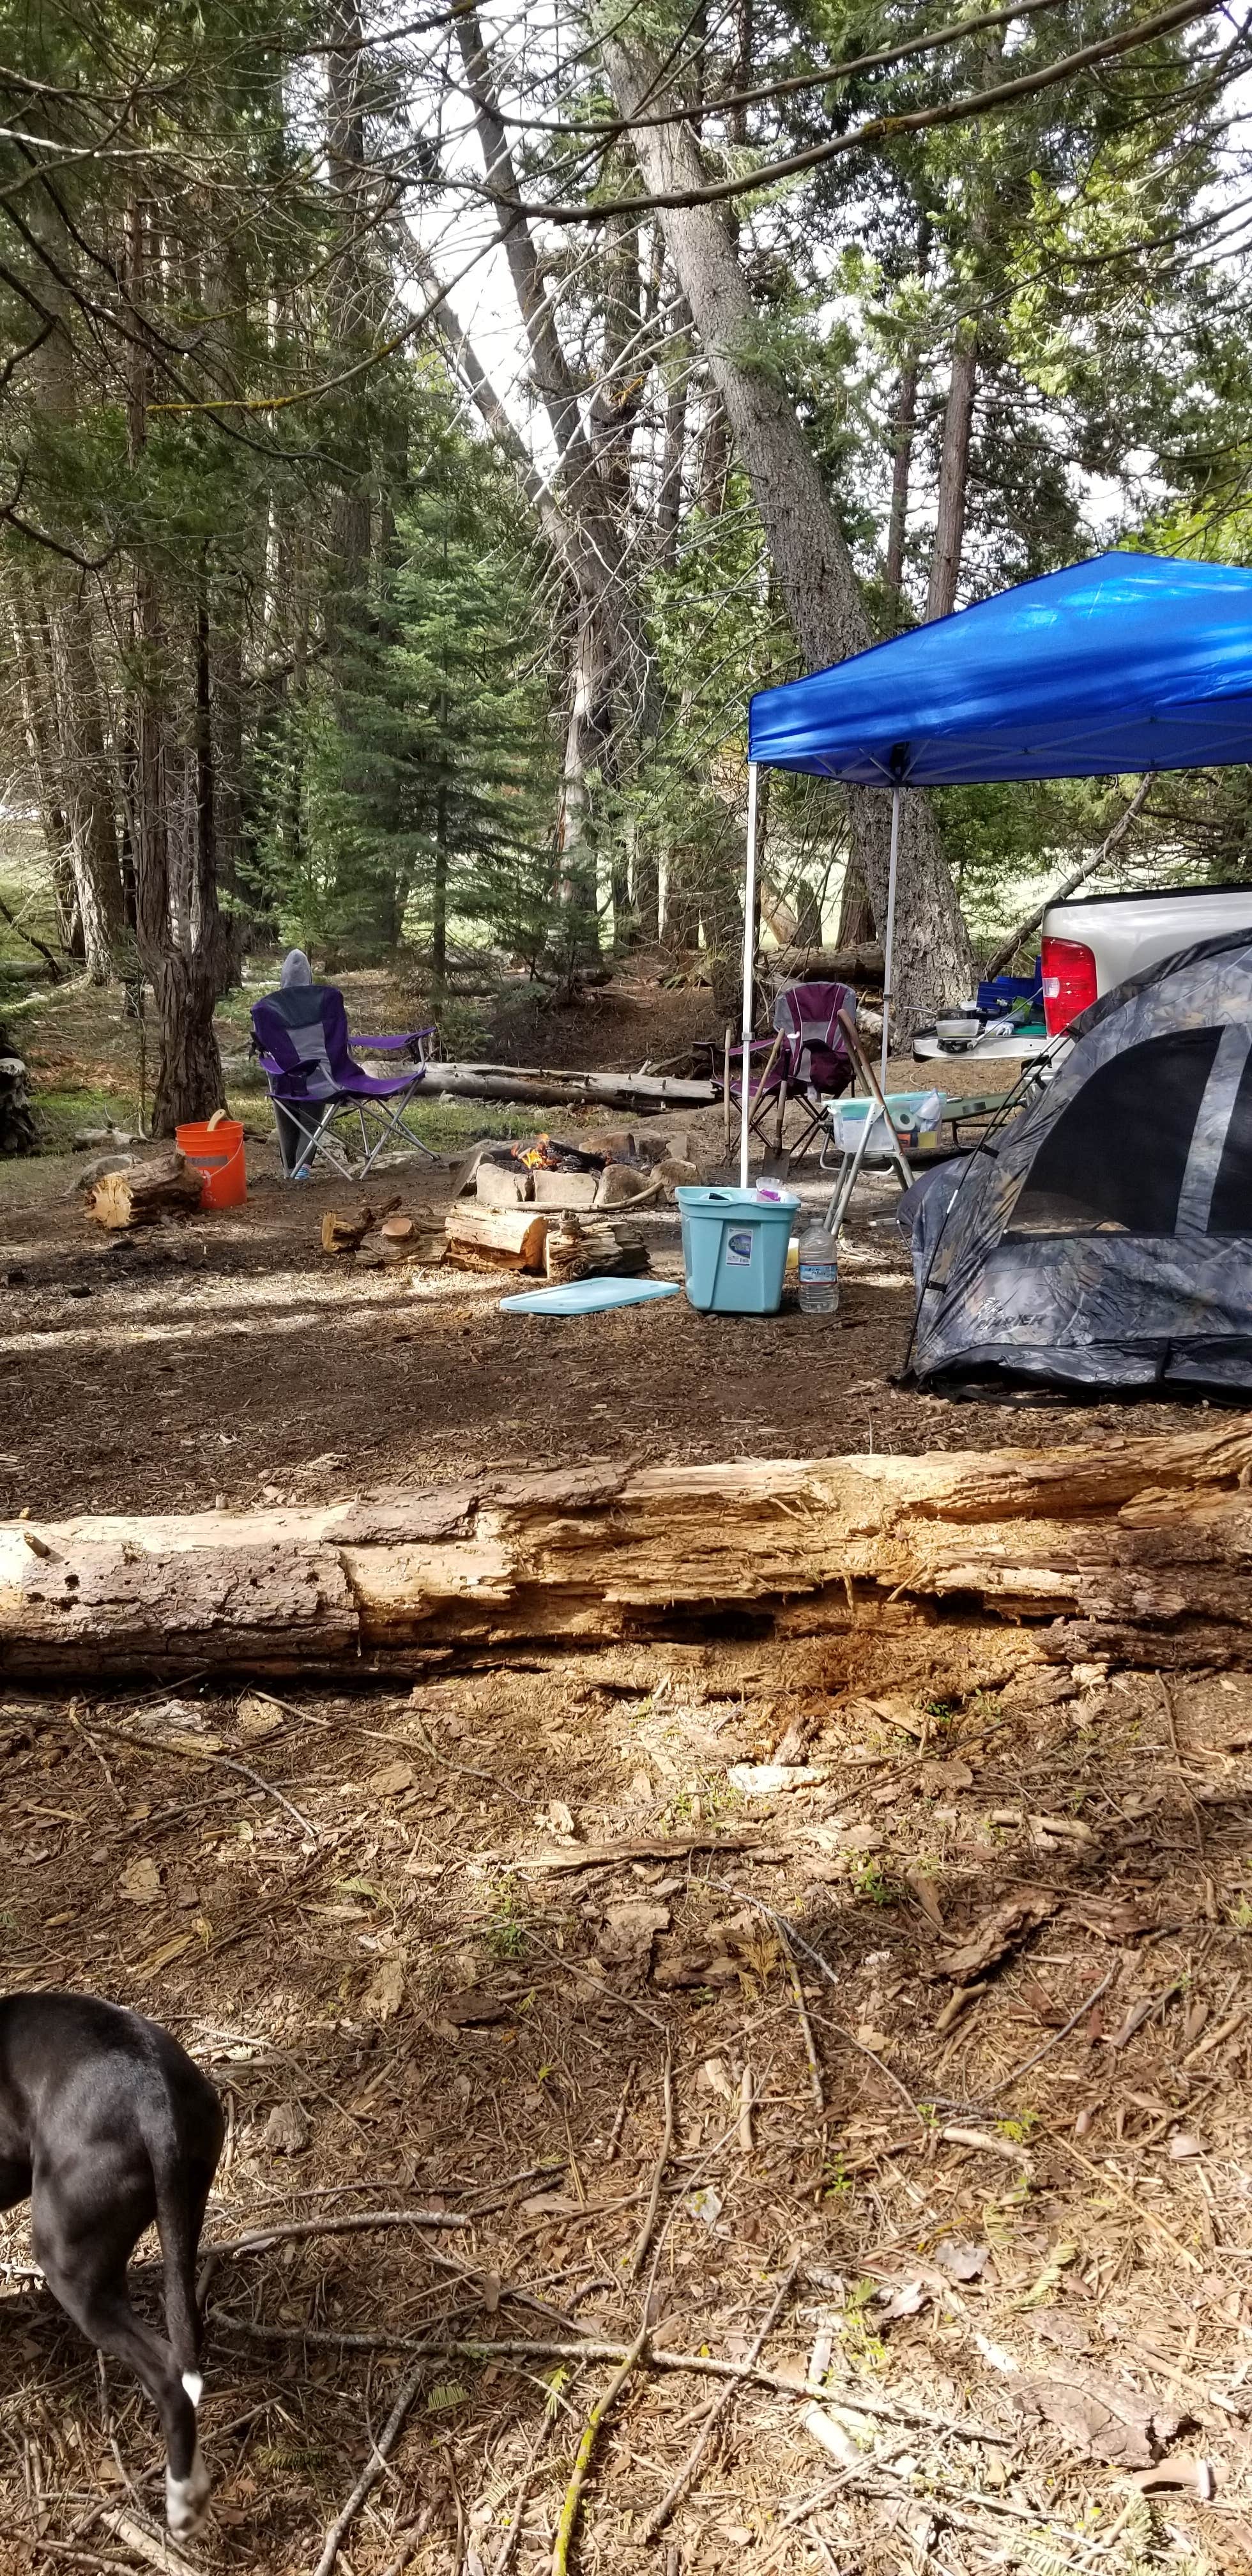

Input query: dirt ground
[3,970,1251,2576]
[1,1631,1251,2576]
[0,986,1208,1524]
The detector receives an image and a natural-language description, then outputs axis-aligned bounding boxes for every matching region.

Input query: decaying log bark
[87,1153,204,1229]
[5,1422,1252,1680]
[544,1219,648,1282]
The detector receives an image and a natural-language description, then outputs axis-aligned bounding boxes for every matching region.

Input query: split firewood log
[321,1210,370,1255]
[445,1202,549,1272]
[87,1154,204,1230]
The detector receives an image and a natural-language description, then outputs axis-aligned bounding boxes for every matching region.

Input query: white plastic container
[829,1088,945,1156]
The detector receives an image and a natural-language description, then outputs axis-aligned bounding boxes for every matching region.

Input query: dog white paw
[166,2439,211,2537]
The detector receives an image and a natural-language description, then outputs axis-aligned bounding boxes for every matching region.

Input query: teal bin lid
[500,1278,682,1315]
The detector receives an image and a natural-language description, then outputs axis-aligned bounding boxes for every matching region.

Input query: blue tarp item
[747,551,1252,785]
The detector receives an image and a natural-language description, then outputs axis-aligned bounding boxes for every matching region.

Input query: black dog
[0,1991,224,2535]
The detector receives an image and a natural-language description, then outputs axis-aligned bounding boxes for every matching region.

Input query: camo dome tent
[905,930,1252,1392]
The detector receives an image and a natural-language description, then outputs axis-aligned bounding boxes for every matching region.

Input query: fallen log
[768,941,885,986]
[414,1059,717,1114]
[4,1422,1252,1679]
[87,1153,204,1229]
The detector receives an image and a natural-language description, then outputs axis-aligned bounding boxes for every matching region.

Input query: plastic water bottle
[797,1220,839,1315]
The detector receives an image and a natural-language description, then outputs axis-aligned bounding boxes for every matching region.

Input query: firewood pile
[0,1021,36,1156]
[321,1197,446,1268]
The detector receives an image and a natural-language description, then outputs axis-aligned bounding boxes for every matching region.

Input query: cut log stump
[87,1154,204,1230]
[545,1218,648,1284]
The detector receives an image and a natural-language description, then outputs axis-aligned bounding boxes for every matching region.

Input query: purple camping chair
[704,980,857,1163]
[250,983,440,1179]
[767,980,857,1158]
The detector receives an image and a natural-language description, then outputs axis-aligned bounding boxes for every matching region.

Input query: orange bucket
[176,1111,247,1210]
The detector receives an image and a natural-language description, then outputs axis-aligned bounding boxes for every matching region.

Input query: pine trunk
[927,330,979,624]
[601,31,973,1034]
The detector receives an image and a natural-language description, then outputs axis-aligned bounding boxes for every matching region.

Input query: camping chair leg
[745,1029,786,1153]
[355,1082,443,1177]
[774,1078,788,1156]
[277,1101,356,1181]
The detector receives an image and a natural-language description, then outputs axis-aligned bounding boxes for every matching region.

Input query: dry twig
[643,2255,799,2540]
[984,1966,1115,2096]
[628,2050,674,2281]
[784,1940,824,2115]
[604,2058,637,2160]
[85,1715,318,1842]
[212,2319,1008,2442]
[701,1879,928,2128]
[310,2347,431,2576]
[1159,1673,1206,1858]
[550,2322,650,2576]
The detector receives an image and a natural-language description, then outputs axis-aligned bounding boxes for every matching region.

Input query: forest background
[0,0,1249,1130]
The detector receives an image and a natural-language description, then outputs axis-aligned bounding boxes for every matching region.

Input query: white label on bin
[725,1229,754,1267]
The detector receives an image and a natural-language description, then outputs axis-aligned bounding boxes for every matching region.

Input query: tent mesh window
[1209,1048,1252,1233]
[1007,1029,1223,1237]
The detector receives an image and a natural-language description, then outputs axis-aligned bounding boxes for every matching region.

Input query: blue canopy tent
[740,549,1252,1183]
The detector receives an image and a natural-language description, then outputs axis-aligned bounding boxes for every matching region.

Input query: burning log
[87,1154,204,1230]
[6,1422,1252,1678]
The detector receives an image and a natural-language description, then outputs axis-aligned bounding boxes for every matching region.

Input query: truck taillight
[1041,935,1098,1034]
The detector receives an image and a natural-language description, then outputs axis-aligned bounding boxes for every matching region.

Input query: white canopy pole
[880,781,901,1095]
[740,761,760,1188]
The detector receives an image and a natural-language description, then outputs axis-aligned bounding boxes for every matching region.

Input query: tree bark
[601,32,973,1034]
[883,355,920,627]
[6,1422,1252,1678]
[926,325,978,624]
[835,865,875,949]
[454,7,650,936]
[656,303,691,567]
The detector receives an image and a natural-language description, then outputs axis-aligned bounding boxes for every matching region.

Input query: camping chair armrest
[353,1027,437,1058]
[694,1034,778,1085]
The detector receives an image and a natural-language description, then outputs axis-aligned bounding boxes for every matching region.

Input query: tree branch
[487,0,1225,226]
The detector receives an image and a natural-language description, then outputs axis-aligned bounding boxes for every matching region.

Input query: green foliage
[248,395,557,970]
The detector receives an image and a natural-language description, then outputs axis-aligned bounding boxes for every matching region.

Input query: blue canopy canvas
[747,550,1252,785]
[733,546,1252,1144]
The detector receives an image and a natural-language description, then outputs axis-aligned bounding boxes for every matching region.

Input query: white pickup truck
[914,882,1252,1062]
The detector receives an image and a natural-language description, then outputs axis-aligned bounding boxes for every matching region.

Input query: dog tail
[142,2098,206,2386]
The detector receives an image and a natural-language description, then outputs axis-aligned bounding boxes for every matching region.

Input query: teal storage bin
[676,1186,798,1314]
